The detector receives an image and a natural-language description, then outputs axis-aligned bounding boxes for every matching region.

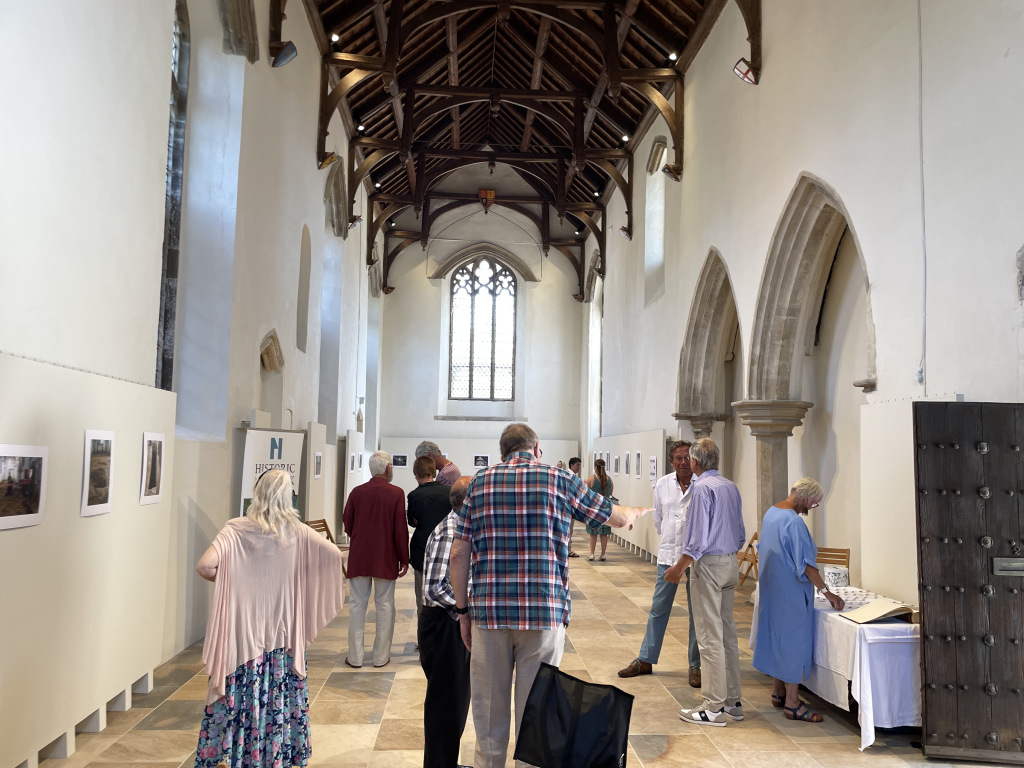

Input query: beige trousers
[469,625,565,768]
[691,553,742,710]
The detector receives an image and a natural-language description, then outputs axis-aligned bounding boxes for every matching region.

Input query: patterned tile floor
[41,533,977,768]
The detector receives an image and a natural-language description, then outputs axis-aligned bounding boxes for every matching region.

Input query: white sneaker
[679,704,727,727]
[722,702,744,721]
[587,554,596,561]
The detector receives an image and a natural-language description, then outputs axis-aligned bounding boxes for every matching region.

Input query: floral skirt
[195,648,311,768]
[586,524,612,536]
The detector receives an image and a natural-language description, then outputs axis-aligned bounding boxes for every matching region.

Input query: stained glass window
[449,257,516,400]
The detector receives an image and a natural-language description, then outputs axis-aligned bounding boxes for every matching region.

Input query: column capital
[731,399,813,438]
[673,412,719,439]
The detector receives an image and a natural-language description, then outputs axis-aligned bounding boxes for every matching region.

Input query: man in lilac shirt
[665,437,745,727]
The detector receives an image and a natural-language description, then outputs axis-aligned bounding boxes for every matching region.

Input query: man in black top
[407,456,455,641]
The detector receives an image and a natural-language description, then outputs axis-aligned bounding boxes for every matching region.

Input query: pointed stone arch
[675,248,740,437]
[737,173,876,526]
[747,173,874,401]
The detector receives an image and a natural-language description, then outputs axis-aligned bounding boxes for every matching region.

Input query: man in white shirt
[618,440,702,687]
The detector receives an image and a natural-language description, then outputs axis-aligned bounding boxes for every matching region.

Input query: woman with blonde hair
[584,458,614,560]
[753,477,844,723]
[193,469,345,768]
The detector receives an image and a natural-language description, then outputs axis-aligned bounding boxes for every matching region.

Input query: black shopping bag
[513,662,634,768]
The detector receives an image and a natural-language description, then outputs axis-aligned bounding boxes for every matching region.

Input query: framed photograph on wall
[649,455,658,486]
[139,432,165,505]
[358,452,363,469]
[635,450,641,478]
[624,451,631,477]
[613,455,620,475]
[314,451,323,479]
[0,445,47,531]
[349,453,356,472]
[82,430,114,517]
[473,454,490,469]
[392,454,408,468]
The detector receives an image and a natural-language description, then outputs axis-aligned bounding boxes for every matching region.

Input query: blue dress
[752,506,818,683]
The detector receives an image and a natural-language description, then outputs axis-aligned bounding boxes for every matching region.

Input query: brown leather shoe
[688,666,701,688]
[618,659,653,678]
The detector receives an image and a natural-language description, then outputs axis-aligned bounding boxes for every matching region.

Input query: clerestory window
[449,257,517,400]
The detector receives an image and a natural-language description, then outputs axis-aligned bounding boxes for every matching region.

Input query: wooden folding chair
[817,547,851,569]
[737,531,759,586]
[305,518,335,543]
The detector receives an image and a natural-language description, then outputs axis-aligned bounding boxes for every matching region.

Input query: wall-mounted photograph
[392,454,408,468]
[82,430,115,517]
[624,451,631,477]
[139,432,164,505]
[635,450,641,478]
[613,455,620,475]
[314,451,323,479]
[0,445,47,531]
[349,453,356,472]
[473,454,490,468]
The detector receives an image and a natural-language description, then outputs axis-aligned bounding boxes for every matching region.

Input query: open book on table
[838,598,917,624]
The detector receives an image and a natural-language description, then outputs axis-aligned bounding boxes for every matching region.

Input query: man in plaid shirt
[450,424,649,768]
[419,476,473,768]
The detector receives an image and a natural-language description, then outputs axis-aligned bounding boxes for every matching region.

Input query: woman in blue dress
[752,478,845,722]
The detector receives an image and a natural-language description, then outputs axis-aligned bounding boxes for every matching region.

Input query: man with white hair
[415,440,462,486]
[665,437,745,727]
[343,450,409,668]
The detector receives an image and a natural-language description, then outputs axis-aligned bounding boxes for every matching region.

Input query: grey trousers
[469,624,565,768]
[691,553,742,710]
[346,576,397,667]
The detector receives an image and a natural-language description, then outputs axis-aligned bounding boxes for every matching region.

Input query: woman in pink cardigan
[193,469,345,768]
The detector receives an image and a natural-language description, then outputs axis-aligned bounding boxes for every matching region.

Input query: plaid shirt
[454,451,613,630]
[422,511,461,618]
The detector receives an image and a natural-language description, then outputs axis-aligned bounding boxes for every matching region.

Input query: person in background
[419,476,474,768]
[408,455,454,642]
[584,458,614,561]
[343,450,409,668]
[567,457,582,557]
[666,437,745,727]
[753,477,844,722]
[193,469,345,768]
[415,441,462,486]
[618,440,702,687]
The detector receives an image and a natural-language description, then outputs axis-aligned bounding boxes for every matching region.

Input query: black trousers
[418,605,471,768]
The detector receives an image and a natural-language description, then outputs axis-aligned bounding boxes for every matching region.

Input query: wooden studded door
[915,402,1024,763]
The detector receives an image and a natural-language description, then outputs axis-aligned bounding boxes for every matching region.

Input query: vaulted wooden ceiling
[300,0,760,294]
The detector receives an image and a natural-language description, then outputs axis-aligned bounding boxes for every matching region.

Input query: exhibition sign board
[239,428,305,515]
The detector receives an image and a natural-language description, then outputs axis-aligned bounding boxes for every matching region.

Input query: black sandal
[770,693,784,708]
[784,702,823,722]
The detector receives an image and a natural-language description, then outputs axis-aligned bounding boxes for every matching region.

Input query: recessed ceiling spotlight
[357,124,365,131]
[390,220,397,227]
[374,181,381,188]
[668,52,678,61]
[593,191,599,197]
[621,134,630,142]
[574,230,580,235]
[331,33,340,42]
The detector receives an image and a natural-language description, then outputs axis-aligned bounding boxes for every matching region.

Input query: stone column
[731,400,812,530]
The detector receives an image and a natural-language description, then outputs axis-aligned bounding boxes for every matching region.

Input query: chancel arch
[675,248,740,441]
[736,173,876,528]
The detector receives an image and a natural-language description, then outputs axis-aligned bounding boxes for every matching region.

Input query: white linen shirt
[652,472,692,566]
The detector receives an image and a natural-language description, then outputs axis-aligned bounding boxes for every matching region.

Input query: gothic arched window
[449,257,517,400]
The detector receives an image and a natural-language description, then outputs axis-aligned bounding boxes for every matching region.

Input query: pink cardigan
[202,517,345,704]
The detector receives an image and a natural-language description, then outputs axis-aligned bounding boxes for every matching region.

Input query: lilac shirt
[680,469,745,560]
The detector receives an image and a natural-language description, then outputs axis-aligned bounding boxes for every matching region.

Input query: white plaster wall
[378,165,584,443]
[0,1,174,383]
[791,234,869,585]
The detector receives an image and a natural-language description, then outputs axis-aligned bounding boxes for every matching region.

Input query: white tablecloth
[750,585,921,750]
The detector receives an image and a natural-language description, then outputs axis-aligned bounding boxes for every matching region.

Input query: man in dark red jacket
[343,450,409,668]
